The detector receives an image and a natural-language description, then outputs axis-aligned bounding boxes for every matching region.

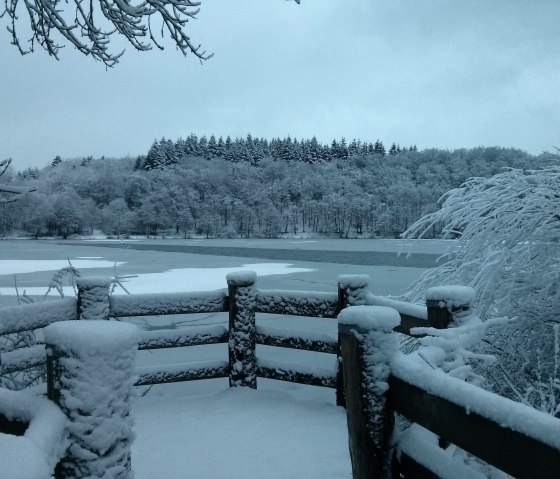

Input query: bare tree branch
[2,0,301,66]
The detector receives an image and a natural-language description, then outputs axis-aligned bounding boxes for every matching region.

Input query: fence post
[338,305,400,479]
[227,271,257,389]
[45,320,139,479]
[336,274,370,407]
[76,277,112,320]
[426,285,474,329]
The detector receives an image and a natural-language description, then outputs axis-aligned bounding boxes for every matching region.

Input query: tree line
[139,134,412,170]
[2,137,554,240]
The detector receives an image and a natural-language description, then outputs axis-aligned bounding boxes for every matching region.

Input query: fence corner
[338,305,400,479]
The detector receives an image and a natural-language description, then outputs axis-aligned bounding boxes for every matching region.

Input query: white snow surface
[338,305,401,332]
[0,263,313,296]
[426,285,475,307]
[0,259,124,275]
[121,263,312,294]
[0,388,68,478]
[397,424,487,479]
[367,292,428,320]
[44,320,139,354]
[226,269,257,286]
[337,273,370,289]
[132,386,351,479]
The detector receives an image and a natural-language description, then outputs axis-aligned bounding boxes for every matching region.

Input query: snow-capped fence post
[76,277,112,321]
[227,271,257,389]
[336,274,370,407]
[426,285,475,329]
[45,320,139,479]
[338,306,400,479]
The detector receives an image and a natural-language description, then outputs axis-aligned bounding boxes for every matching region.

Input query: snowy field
[0,239,433,478]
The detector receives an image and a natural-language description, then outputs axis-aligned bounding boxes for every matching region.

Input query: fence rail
[137,325,228,350]
[135,360,229,386]
[0,298,77,335]
[255,324,338,354]
[256,289,339,318]
[388,371,560,479]
[110,290,228,317]
[2,273,559,479]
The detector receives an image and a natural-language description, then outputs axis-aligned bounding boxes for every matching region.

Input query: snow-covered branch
[402,167,560,414]
[3,0,211,66]
[2,0,302,66]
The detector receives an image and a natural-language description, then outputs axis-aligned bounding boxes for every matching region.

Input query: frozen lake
[68,237,450,268]
[0,238,445,303]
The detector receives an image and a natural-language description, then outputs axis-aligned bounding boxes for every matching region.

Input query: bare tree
[1,0,300,66]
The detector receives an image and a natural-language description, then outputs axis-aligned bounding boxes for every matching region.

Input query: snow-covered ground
[0,239,431,477]
[133,382,350,478]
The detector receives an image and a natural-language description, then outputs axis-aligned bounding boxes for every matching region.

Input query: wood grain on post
[338,305,400,479]
[227,271,257,389]
[336,274,370,407]
[76,277,112,320]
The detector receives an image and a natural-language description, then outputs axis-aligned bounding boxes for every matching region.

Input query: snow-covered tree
[3,0,213,66]
[3,0,302,66]
[402,167,560,414]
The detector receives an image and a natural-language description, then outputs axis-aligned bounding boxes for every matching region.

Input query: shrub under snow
[402,167,560,415]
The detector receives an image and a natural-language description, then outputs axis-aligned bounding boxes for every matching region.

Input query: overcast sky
[1,0,559,170]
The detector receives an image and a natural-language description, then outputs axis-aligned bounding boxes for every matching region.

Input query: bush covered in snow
[402,167,560,415]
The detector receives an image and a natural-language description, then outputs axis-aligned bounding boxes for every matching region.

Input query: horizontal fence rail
[257,358,337,388]
[135,360,229,386]
[366,292,428,335]
[138,325,228,350]
[110,290,228,317]
[389,356,560,479]
[0,345,46,375]
[256,325,338,354]
[256,289,339,318]
[0,298,77,335]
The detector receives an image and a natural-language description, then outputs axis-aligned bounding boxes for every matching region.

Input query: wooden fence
[1,273,560,478]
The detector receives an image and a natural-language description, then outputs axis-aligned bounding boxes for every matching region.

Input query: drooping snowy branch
[2,0,302,66]
[2,0,212,66]
[402,167,560,414]
[402,167,560,322]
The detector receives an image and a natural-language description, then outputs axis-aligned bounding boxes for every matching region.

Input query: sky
[1,0,559,170]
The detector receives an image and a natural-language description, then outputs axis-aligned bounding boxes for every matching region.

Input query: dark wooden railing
[2,273,560,479]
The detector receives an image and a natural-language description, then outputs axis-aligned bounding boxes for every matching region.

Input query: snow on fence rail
[5,272,559,478]
[0,297,77,335]
[0,272,436,387]
[338,299,560,479]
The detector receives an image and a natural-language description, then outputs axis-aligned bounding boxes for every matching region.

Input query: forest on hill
[2,135,555,239]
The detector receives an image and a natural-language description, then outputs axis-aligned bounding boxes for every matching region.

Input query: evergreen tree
[217,137,225,157]
[338,137,348,159]
[374,140,386,156]
[207,135,218,159]
[198,135,208,158]
[348,138,359,157]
